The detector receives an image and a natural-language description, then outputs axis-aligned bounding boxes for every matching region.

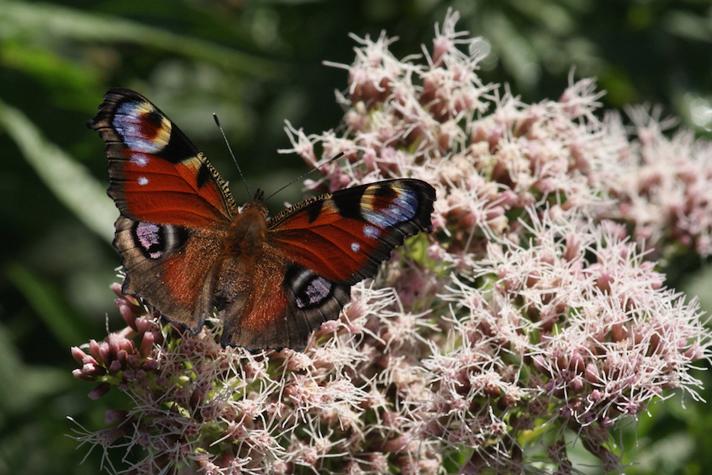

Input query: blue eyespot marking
[351,242,360,252]
[296,276,332,309]
[135,221,164,259]
[132,221,185,260]
[113,101,164,153]
[363,187,418,227]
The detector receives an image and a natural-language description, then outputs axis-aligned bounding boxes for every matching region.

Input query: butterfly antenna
[213,113,250,199]
[264,152,345,202]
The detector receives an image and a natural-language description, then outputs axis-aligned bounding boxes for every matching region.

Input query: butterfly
[90,88,436,350]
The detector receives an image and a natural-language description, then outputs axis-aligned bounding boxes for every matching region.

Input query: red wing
[217,255,350,351]
[90,88,237,227]
[114,217,225,330]
[267,179,435,284]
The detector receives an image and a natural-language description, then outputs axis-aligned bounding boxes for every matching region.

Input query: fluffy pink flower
[603,107,712,256]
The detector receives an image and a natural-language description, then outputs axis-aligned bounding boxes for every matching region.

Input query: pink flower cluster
[72,10,711,474]
[602,108,712,257]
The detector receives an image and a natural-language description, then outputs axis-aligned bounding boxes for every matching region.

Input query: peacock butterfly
[90,88,435,350]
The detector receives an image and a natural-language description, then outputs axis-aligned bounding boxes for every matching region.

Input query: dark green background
[1,0,711,473]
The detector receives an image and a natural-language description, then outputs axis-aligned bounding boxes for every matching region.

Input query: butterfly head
[239,199,268,217]
[239,188,268,219]
[236,188,268,219]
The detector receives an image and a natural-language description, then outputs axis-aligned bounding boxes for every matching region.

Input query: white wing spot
[351,242,360,252]
[137,176,149,186]
[363,225,380,239]
[131,154,149,167]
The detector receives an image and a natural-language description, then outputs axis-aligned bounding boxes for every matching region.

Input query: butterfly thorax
[227,202,269,255]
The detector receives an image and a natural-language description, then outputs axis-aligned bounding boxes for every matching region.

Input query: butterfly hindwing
[279,264,350,349]
[90,88,236,227]
[268,179,436,284]
[114,216,225,330]
[215,254,350,350]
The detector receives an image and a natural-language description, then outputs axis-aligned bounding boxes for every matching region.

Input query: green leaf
[5,263,90,347]
[0,41,101,110]
[683,264,712,314]
[442,445,474,473]
[0,99,115,243]
[510,0,575,35]
[0,1,282,78]
[0,324,69,416]
[665,11,712,43]
[626,432,695,474]
[480,12,541,90]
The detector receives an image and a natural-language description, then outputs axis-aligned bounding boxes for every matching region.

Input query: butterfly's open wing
[113,216,225,330]
[215,254,351,350]
[91,89,235,330]
[268,179,436,283]
[90,88,237,227]
[219,179,435,350]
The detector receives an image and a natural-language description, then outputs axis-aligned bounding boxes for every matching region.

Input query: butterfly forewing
[90,88,237,227]
[268,179,436,284]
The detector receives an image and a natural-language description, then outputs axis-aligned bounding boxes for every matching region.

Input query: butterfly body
[92,89,435,350]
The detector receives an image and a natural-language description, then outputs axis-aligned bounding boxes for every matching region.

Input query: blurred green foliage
[1,0,711,473]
